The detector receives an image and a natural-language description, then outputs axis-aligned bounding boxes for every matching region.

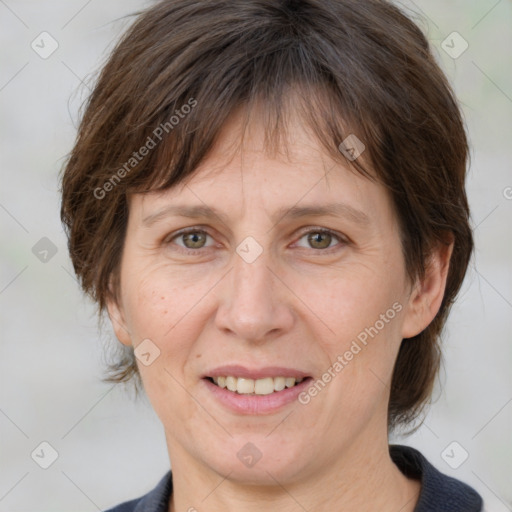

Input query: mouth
[205,375,309,395]
[201,365,313,413]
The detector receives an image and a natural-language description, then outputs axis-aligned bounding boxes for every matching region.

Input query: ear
[105,276,132,347]
[401,238,454,339]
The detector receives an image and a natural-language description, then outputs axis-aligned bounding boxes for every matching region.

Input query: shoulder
[390,444,483,512]
[103,470,173,512]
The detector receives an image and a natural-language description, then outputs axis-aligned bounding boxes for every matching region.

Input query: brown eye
[165,228,214,254]
[294,228,346,252]
[181,231,207,249]
[307,231,333,249]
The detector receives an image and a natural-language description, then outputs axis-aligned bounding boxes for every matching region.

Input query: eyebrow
[141,202,370,227]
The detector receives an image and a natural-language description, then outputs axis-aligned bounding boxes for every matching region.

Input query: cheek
[119,260,221,388]
[295,259,406,347]
[121,259,209,340]
[292,259,407,417]
[119,263,213,417]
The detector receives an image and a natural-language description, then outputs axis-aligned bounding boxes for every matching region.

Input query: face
[108,107,445,487]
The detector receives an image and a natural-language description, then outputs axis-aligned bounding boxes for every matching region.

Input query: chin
[196,434,315,486]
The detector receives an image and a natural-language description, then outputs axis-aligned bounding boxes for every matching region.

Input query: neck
[166,430,420,512]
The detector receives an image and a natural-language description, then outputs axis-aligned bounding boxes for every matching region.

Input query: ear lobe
[105,277,132,347]
[401,239,454,339]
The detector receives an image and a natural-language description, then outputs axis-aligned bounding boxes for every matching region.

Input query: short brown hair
[60,0,473,430]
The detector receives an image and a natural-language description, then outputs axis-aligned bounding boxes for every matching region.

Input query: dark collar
[107,445,483,511]
[390,444,483,511]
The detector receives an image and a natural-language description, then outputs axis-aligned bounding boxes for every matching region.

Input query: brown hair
[60,0,473,430]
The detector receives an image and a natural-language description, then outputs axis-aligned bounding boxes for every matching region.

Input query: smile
[208,376,305,395]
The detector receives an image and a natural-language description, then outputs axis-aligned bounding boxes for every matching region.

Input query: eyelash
[164,226,348,256]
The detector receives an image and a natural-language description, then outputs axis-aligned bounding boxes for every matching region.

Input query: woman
[60,0,483,510]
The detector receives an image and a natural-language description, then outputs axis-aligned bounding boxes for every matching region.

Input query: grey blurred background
[0,1,511,511]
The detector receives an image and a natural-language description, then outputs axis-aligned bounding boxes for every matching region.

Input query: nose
[214,246,295,344]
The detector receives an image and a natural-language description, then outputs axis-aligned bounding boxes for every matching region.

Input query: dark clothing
[104,444,483,511]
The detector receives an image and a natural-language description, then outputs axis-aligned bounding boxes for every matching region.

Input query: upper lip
[204,365,311,380]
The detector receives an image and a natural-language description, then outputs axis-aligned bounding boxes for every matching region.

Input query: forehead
[132,105,393,229]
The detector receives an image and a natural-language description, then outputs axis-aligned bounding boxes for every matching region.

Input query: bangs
[123,54,375,198]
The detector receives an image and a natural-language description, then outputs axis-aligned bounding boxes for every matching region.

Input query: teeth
[254,377,274,395]
[211,376,305,395]
[226,376,237,392]
[238,378,256,394]
[274,376,286,391]
[285,377,296,388]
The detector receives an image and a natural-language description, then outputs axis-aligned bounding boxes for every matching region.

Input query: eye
[164,226,347,255]
[165,228,215,253]
[294,228,346,251]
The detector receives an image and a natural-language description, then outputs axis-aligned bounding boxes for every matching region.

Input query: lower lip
[203,378,312,415]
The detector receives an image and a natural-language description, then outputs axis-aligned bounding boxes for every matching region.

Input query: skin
[107,105,452,512]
